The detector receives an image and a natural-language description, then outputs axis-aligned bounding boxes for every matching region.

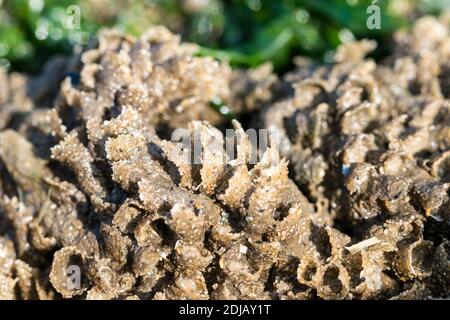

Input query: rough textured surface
[0,18,450,300]
[260,15,450,299]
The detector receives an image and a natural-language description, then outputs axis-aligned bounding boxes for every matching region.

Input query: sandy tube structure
[1,16,450,299]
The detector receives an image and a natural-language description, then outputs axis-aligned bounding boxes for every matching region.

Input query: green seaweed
[0,0,445,73]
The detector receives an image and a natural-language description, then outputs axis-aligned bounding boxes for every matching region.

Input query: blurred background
[0,0,449,74]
